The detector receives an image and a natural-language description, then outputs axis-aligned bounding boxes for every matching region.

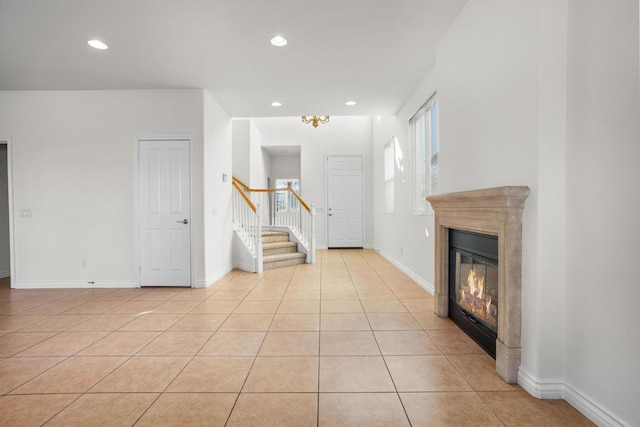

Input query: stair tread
[263,252,306,262]
[261,231,290,244]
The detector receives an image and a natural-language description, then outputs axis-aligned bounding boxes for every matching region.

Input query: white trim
[383,137,396,214]
[410,93,438,215]
[517,369,565,399]
[518,369,627,427]
[134,135,195,287]
[13,281,138,289]
[564,383,627,427]
[0,138,15,288]
[0,269,10,278]
[374,248,434,295]
[232,261,257,273]
[195,264,233,288]
[325,154,366,248]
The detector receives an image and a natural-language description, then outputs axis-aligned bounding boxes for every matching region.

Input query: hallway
[0,250,591,426]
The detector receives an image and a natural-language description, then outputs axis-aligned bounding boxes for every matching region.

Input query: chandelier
[301,115,329,128]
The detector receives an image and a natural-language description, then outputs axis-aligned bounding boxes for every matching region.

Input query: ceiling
[0,0,467,118]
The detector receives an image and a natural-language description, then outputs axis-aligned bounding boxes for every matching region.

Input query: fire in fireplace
[449,229,498,358]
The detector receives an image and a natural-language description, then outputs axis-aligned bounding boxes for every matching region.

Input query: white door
[327,155,364,248]
[139,140,191,286]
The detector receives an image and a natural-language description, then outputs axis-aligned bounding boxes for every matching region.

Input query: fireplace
[427,186,529,383]
[449,229,498,358]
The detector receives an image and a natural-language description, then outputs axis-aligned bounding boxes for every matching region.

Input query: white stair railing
[271,190,315,263]
[232,180,263,273]
[233,177,316,264]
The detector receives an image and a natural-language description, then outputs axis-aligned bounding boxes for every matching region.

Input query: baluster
[256,203,263,273]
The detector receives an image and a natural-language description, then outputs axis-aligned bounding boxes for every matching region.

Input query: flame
[460,265,497,330]
[467,269,477,296]
[467,268,484,298]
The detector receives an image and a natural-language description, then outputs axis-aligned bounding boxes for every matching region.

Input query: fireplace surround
[427,186,529,383]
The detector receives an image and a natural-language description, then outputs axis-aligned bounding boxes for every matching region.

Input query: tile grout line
[317,257,322,427]
[69,288,230,425]
[200,271,266,427]
[348,249,414,427]
[222,264,298,426]
[131,282,252,426]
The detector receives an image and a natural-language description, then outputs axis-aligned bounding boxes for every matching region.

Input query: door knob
[177,219,189,224]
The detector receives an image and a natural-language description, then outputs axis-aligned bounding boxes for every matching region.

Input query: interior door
[327,155,364,248]
[139,139,191,287]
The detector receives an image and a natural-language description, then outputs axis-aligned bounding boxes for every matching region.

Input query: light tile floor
[0,249,593,426]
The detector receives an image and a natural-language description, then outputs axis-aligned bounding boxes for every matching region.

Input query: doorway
[0,141,11,288]
[138,138,192,287]
[326,155,364,248]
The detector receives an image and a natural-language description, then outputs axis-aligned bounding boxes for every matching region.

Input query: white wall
[0,90,205,286]
[270,153,301,187]
[248,123,268,189]
[372,0,639,424]
[252,116,373,249]
[402,0,561,383]
[565,1,640,425]
[231,119,250,185]
[202,90,234,286]
[372,115,434,290]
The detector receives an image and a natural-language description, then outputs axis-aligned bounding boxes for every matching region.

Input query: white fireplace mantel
[427,186,529,383]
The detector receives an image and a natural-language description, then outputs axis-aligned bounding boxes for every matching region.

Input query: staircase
[262,231,306,270]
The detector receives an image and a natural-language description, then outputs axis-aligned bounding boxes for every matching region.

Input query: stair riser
[263,257,306,270]
[263,246,298,256]
[262,235,290,243]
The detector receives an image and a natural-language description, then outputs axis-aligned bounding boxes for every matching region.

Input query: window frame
[410,93,439,214]
[383,137,396,214]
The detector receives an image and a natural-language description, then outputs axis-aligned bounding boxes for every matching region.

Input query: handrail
[231,175,315,268]
[232,176,310,212]
[232,176,250,192]
[232,181,257,212]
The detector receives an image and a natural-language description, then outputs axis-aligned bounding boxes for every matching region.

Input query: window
[275,179,300,212]
[411,94,439,213]
[384,137,396,213]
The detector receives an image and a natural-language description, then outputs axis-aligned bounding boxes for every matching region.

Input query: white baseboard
[518,369,565,399]
[0,269,10,279]
[13,281,138,289]
[232,261,257,273]
[195,264,234,288]
[374,248,434,295]
[518,368,626,427]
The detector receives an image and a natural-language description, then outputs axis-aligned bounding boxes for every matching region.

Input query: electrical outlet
[81,258,87,268]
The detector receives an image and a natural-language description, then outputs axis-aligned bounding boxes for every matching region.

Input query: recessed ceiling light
[346,101,357,106]
[270,35,287,47]
[271,101,282,107]
[87,39,108,50]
